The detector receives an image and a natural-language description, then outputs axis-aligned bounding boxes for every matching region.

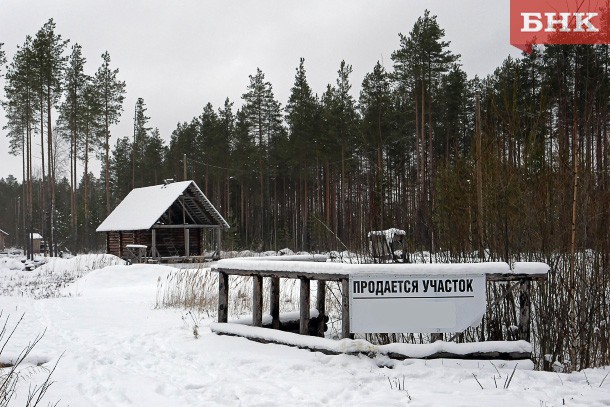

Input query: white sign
[349,273,486,333]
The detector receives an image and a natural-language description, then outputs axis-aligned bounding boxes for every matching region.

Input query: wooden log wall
[106,231,135,258]
[106,229,202,258]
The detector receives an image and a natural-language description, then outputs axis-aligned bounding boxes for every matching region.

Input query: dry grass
[155,264,345,336]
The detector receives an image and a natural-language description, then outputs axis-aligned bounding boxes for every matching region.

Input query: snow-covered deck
[212,259,549,281]
[210,323,533,361]
[212,259,549,348]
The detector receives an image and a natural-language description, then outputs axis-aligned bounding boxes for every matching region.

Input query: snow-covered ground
[1,255,609,406]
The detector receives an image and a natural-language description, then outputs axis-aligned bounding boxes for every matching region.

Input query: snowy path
[2,264,609,406]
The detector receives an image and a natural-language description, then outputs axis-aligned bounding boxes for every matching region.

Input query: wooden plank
[299,278,310,335]
[341,278,351,339]
[215,269,547,283]
[270,277,280,329]
[253,275,263,327]
[487,273,547,282]
[184,228,190,257]
[213,267,346,281]
[152,224,222,229]
[211,324,531,361]
[316,280,326,337]
[218,271,229,323]
[518,280,531,341]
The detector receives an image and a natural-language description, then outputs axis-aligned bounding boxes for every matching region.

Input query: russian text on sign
[349,273,486,333]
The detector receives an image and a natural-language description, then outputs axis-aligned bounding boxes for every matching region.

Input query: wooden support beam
[216,227,222,255]
[341,278,351,339]
[213,267,346,281]
[253,275,263,327]
[184,228,190,257]
[218,271,229,323]
[270,277,280,329]
[299,278,310,335]
[151,229,157,259]
[518,280,531,341]
[316,280,326,337]
[152,224,222,229]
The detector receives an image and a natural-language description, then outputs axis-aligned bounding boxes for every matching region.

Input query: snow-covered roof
[96,180,229,232]
[29,232,42,239]
[367,228,406,239]
[0,228,8,236]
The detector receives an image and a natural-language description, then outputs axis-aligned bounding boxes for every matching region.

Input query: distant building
[0,228,8,251]
[29,232,43,254]
[96,180,230,262]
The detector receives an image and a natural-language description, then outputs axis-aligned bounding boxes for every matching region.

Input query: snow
[96,180,192,231]
[228,253,328,262]
[214,259,550,279]
[512,262,551,275]
[367,228,406,240]
[1,256,606,406]
[96,180,229,232]
[214,259,514,276]
[211,322,533,361]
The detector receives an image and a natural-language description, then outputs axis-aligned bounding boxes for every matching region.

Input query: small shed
[368,228,408,263]
[29,232,43,254]
[96,180,230,262]
[0,228,8,251]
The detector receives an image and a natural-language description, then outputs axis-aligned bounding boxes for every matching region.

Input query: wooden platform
[210,323,532,360]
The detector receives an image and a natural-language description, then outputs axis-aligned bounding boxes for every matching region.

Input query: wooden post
[216,227,222,257]
[253,275,263,327]
[270,277,280,329]
[151,228,157,259]
[518,280,531,341]
[341,278,352,339]
[184,228,190,257]
[218,271,228,323]
[299,277,310,335]
[316,280,326,337]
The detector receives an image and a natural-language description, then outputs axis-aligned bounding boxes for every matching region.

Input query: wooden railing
[212,259,548,343]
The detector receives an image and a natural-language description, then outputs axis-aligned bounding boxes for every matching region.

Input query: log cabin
[96,180,229,262]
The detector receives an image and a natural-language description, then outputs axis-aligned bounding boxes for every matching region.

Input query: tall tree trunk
[105,114,110,214]
[568,88,579,371]
[46,89,55,257]
[476,92,484,257]
[39,96,46,248]
[84,129,90,250]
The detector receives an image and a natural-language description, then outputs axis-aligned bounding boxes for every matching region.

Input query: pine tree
[58,43,88,249]
[0,43,5,76]
[132,97,152,188]
[142,128,166,186]
[80,80,103,248]
[285,58,321,249]
[32,19,68,256]
[110,136,133,202]
[359,61,393,230]
[391,9,459,252]
[320,61,359,245]
[94,51,125,215]
[241,68,285,249]
[2,37,38,258]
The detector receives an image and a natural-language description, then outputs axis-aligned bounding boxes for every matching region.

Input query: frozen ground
[0,255,609,406]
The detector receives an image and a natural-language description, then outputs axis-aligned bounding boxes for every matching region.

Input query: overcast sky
[0,0,521,181]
